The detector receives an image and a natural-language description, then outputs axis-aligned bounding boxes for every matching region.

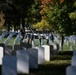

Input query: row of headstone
[64,36,70,45]
[1,49,34,75]
[70,36,76,45]
[14,44,50,62]
[64,35,76,46]
[66,50,76,75]
[1,45,50,75]
[13,32,60,51]
[0,40,57,60]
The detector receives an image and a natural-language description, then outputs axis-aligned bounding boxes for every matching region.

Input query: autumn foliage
[40,0,64,16]
[40,0,64,4]
[32,19,51,31]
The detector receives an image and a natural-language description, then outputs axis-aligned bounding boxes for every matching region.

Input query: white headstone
[71,56,76,66]
[66,66,76,75]
[2,56,17,75]
[0,47,3,65]
[35,46,45,64]
[42,45,50,61]
[17,50,29,74]
[27,48,38,69]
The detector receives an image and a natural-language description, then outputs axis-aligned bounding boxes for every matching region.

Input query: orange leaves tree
[40,0,76,35]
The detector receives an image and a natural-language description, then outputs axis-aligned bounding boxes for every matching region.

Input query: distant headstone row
[0,31,60,75]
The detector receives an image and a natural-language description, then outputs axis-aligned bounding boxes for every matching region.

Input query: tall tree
[0,0,35,31]
[26,0,42,28]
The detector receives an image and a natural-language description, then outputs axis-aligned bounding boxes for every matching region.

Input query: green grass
[63,42,76,51]
[0,38,7,43]
[8,37,16,45]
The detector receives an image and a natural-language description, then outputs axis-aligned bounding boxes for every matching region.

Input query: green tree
[26,0,42,28]
[40,0,76,35]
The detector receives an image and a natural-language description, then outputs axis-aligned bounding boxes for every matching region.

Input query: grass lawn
[8,37,16,45]
[0,38,7,43]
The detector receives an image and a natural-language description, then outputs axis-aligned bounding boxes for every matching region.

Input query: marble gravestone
[0,43,5,53]
[2,56,17,75]
[35,46,45,64]
[42,45,50,61]
[71,56,76,66]
[27,48,38,69]
[0,47,3,65]
[66,66,76,75]
[16,50,29,74]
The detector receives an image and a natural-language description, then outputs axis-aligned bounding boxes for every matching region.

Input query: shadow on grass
[29,62,70,75]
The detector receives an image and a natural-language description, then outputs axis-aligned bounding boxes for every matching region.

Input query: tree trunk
[22,17,25,28]
[14,23,16,31]
[7,21,11,31]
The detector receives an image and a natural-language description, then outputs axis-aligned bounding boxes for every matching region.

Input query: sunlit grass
[8,37,16,45]
[44,60,71,65]
[0,38,7,43]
